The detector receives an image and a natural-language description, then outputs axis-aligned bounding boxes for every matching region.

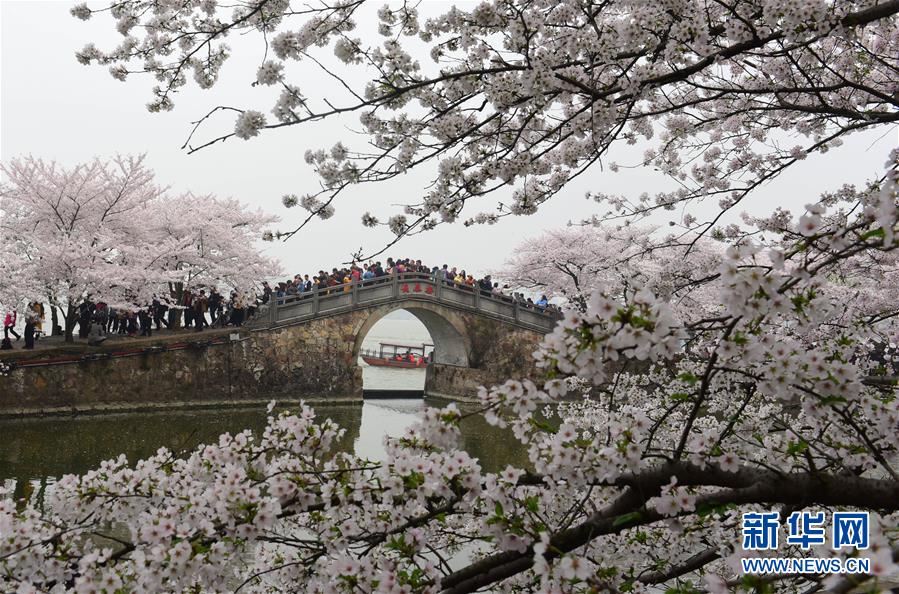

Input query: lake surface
[0,399,530,501]
[0,312,529,499]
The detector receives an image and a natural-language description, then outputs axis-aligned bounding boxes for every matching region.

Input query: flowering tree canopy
[497,225,723,316]
[147,193,281,303]
[0,155,281,340]
[72,0,899,246]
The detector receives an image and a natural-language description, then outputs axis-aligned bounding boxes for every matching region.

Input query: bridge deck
[260,273,559,333]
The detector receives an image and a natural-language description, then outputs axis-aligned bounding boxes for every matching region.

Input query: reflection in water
[0,399,529,498]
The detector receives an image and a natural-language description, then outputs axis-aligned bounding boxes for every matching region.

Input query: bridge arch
[351,301,471,367]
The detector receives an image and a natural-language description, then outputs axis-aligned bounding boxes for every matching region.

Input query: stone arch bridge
[241,273,559,400]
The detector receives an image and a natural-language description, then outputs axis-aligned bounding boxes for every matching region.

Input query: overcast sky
[2,1,896,281]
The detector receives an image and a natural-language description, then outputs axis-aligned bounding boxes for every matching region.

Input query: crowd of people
[1,290,259,350]
[264,258,555,313]
[72,288,258,344]
[1,258,556,351]
[2,302,45,350]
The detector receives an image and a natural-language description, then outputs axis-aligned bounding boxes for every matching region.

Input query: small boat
[361,342,433,369]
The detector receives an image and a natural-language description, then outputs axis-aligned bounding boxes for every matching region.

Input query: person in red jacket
[3,310,20,341]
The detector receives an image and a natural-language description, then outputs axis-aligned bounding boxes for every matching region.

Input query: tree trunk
[169,282,184,330]
[64,304,77,343]
[169,308,182,330]
[51,306,61,337]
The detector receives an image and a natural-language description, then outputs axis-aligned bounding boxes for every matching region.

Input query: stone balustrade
[265,272,559,333]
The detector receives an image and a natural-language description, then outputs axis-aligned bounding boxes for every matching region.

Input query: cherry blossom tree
[71,0,899,249]
[145,192,281,325]
[0,155,169,341]
[497,225,723,316]
[0,156,281,340]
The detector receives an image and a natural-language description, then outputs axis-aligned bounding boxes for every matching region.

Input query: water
[0,399,530,499]
[0,312,529,496]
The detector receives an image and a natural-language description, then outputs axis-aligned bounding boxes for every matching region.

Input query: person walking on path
[30,302,44,339]
[208,289,222,325]
[4,310,20,341]
[194,290,209,331]
[152,297,169,330]
[182,290,194,329]
[230,292,245,327]
[23,310,35,349]
[139,305,153,337]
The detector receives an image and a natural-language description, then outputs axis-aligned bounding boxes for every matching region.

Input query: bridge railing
[266,272,560,332]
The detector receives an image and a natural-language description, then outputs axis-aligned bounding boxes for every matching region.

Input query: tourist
[194,290,208,331]
[94,302,109,333]
[4,309,20,341]
[536,294,548,311]
[23,310,35,349]
[32,302,44,339]
[139,305,153,337]
[116,309,128,334]
[126,311,139,336]
[182,290,194,329]
[230,292,245,326]
[87,321,107,346]
[478,275,493,295]
[78,300,94,339]
[209,289,222,324]
[152,297,169,329]
[107,306,117,333]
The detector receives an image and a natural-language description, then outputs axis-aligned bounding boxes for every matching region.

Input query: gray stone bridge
[0,274,559,416]
[248,273,559,400]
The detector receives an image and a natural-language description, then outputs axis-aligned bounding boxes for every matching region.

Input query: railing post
[269,299,277,325]
[313,288,320,316]
[392,273,399,298]
[436,277,442,302]
[474,287,480,310]
[513,301,519,321]
[352,281,359,306]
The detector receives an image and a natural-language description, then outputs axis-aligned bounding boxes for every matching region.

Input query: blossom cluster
[72,0,898,243]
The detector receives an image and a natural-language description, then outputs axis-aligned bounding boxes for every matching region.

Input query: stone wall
[0,301,547,417]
